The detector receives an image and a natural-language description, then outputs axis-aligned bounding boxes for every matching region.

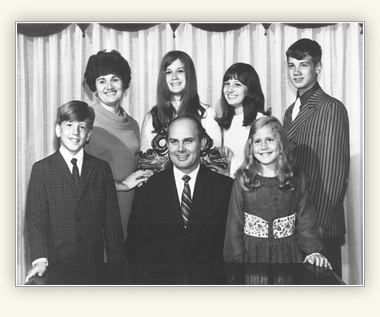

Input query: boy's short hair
[56,100,95,129]
[286,38,322,66]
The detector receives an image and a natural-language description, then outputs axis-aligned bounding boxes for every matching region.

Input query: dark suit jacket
[283,86,350,238]
[125,165,233,264]
[25,150,125,264]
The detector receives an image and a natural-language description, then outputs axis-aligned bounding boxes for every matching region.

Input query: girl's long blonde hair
[235,116,298,192]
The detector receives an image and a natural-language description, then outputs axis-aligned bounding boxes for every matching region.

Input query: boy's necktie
[71,158,80,188]
[180,175,191,229]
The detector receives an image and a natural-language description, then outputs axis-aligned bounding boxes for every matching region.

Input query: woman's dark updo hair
[84,50,132,92]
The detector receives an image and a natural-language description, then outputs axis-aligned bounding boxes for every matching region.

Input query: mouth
[170,82,182,86]
[259,152,273,157]
[293,77,303,83]
[104,90,118,96]
[176,155,189,161]
[69,137,80,143]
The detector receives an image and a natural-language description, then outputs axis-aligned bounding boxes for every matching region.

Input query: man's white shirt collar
[59,146,84,175]
[173,164,200,202]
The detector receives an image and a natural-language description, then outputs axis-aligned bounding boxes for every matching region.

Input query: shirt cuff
[32,258,49,267]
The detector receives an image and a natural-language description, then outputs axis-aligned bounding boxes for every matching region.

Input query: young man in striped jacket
[283,38,350,278]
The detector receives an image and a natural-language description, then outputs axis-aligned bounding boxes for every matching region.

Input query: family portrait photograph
[7,0,374,314]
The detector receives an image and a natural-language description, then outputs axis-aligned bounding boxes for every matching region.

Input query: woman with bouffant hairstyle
[84,50,152,238]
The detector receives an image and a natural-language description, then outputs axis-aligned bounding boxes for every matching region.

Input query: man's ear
[200,137,207,151]
[315,61,322,74]
[55,124,61,138]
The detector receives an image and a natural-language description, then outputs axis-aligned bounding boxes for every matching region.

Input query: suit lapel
[77,152,96,200]
[286,88,324,140]
[52,151,77,190]
[186,166,207,230]
[163,169,185,229]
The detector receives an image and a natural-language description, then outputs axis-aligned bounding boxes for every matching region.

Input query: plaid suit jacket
[26,150,125,264]
[283,86,350,238]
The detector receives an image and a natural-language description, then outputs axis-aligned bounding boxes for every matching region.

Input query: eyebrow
[96,75,119,80]
[166,67,185,70]
[168,137,194,142]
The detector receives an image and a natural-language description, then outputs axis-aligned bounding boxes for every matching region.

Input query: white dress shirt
[59,146,84,176]
[173,164,200,203]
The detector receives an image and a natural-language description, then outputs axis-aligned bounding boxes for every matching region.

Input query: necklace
[258,172,277,178]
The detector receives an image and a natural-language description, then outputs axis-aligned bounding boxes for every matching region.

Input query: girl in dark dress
[223,116,332,268]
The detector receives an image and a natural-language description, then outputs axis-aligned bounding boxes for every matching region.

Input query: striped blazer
[25,150,126,264]
[283,86,350,238]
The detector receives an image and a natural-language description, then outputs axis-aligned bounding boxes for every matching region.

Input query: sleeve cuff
[32,258,49,267]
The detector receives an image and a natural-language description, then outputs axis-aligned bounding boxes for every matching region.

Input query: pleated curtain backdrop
[16,22,364,285]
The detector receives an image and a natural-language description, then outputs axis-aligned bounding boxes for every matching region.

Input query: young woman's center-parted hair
[151,50,206,133]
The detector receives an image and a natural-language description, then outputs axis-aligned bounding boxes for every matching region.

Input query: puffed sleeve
[202,106,222,147]
[223,179,247,262]
[294,172,326,256]
[140,112,155,152]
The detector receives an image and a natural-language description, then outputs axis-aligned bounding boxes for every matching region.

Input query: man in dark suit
[125,116,233,265]
[25,101,125,283]
[283,38,350,277]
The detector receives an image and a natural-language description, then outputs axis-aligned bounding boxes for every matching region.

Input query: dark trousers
[322,236,343,278]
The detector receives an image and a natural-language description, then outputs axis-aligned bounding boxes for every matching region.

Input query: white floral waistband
[244,213,296,239]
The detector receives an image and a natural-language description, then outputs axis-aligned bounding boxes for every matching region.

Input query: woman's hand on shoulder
[117,170,154,191]
[207,146,233,176]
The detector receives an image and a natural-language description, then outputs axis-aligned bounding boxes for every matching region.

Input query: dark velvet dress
[223,171,325,263]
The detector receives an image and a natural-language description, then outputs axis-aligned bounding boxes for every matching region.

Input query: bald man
[126,116,233,264]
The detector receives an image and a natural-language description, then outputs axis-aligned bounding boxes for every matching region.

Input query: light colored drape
[16,22,364,285]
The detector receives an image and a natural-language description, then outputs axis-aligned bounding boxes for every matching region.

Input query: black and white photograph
[15,22,364,288]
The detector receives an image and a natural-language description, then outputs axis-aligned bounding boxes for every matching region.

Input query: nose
[172,71,179,80]
[226,84,234,93]
[178,142,185,152]
[72,126,79,135]
[293,66,301,75]
[106,80,112,89]
[261,141,269,149]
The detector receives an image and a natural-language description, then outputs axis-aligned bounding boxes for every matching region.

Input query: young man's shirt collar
[298,82,320,106]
